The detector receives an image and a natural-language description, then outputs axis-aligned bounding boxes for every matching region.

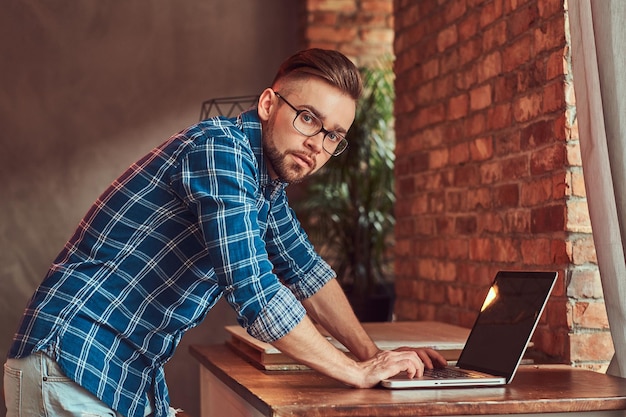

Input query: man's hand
[352,347,447,388]
[392,346,448,371]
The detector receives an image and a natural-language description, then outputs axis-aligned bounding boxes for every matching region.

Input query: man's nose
[303,132,324,153]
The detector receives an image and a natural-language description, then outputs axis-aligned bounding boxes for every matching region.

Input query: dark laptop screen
[456,271,557,380]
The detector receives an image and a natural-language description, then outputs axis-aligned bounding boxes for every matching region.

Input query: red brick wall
[392,0,611,369]
[302,0,612,369]
[301,0,394,66]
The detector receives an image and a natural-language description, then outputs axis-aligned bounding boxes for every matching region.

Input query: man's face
[260,78,356,183]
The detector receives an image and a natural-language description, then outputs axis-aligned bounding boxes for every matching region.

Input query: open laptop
[381,270,557,388]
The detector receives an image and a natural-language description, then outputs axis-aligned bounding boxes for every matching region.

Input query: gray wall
[0,1,300,415]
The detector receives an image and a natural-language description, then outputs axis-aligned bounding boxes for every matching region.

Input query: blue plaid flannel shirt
[9,109,335,417]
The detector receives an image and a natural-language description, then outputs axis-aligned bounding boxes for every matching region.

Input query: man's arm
[300,278,379,360]
[298,278,448,372]
[271,312,424,388]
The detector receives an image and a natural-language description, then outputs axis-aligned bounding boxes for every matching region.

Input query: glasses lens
[327,138,348,156]
[294,111,322,136]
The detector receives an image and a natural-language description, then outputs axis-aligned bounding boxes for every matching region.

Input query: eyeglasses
[274,92,348,156]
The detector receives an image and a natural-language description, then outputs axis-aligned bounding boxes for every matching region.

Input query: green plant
[295,62,396,299]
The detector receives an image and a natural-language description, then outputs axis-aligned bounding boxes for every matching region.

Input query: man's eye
[326,132,341,142]
[300,112,316,125]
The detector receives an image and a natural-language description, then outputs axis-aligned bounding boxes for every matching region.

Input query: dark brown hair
[272,48,362,100]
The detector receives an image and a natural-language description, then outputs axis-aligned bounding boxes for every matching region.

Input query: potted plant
[294,62,396,321]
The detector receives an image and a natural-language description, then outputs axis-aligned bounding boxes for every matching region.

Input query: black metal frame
[199,95,259,121]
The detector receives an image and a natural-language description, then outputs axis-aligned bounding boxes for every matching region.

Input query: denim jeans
[3,352,179,417]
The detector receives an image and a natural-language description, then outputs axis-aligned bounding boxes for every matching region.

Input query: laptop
[381,270,557,388]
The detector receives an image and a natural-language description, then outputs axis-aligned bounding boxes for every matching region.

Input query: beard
[262,118,316,184]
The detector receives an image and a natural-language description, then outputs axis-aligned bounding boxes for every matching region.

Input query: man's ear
[257,88,275,122]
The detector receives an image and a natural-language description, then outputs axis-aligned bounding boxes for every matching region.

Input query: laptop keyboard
[423,367,483,379]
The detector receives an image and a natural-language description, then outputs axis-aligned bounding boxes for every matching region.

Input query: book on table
[225,321,471,370]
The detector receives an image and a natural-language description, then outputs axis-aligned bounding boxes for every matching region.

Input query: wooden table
[190,344,626,417]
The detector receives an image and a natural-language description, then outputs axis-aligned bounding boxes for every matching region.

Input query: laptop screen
[456,271,557,380]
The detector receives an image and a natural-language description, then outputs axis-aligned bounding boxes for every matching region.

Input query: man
[4,49,445,417]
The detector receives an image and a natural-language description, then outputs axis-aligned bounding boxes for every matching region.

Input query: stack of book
[225,321,471,370]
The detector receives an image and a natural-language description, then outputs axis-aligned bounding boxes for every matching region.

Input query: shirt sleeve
[169,125,305,342]
[264,192,336,300]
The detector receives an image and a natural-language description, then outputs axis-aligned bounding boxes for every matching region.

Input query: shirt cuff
[287,258,336,300]
[246,286,306,343]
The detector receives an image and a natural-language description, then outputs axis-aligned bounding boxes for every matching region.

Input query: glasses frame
[274,92,348,157]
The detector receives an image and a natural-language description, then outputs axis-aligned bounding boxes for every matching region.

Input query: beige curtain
[569,0,626,377]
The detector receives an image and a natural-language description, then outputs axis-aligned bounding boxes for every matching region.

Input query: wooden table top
[190,344,626,417]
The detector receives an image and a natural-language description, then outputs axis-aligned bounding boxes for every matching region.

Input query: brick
[513,92,542,122]
[521,119,554,149]
[306,26,358,43]
[465,113,487,137]
[444,0,467,23]
[458,10,480,41]
[455,216,477,234]
[551,171,570,199]
[544,80,566,113]
[517,60,546,91]
[493,237,521,262]
[429,148,449,169]
[437,24,458,52]
[486,103,512,130]
[494,184,519,207]
[477,52,502,83]
[494,73,517,102]
[482,21,507,52]
[470,83,492,111]
[508,3,539,38]
[455,164,481,187]
[480,160,502,184]
[546,49,567,80]
[441,49,461,75]
[480,0,504,28]
[531,205,565,233]
[476,212,502,233]
[361,28,394,44]
[501,155,529,180]
[521,176,553,207]
[467,187,493,211]
[447,238,470,259]
[449,142,471,165]
[551,239,570,264]
[503,35,532,73]
[459,37,483,66]
[567,269,604,299]
[530,143,566,174]
[361,0,393,13]
[446,190,466,212]
[503,209,531,233]
[455,65,478,90]
[448,93,469,120]
[469,237,492,261]
[569,235,597,265]
[572,302,610,329]
[470,137,493,161]
[569,332,614,363]
[566,199,592,233]
[534,14,566,54]
[538,0,564,18]
[521,238,552,265]
[569,169,586,197]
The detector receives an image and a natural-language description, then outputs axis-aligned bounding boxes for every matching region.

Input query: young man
[4,49,445,417]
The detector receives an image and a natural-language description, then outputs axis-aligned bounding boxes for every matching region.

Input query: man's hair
[272,48,362,100]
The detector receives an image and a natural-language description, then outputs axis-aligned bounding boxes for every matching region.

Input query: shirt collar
[238,109,287,195]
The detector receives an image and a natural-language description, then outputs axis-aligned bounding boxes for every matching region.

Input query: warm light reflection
[481,285,499,312]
